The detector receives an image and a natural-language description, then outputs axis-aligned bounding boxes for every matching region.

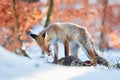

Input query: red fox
[30,22,107,66]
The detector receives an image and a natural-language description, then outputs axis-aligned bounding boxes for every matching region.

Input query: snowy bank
[0,46,120,80]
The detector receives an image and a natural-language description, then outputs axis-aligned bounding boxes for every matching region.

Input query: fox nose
[45,49,51,55]
[47,51,51,56]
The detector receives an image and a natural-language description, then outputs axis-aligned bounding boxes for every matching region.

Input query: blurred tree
[99,0,109,50]
[51,0,120,49]
[23,0,39,2]
[0,0,120,55]
[0,0,44,55]
[42,0,54,55]
[12,0,29,57]
[44,0,53,27]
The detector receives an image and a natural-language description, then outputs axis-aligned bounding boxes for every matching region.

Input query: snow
[88,0,98,4]
[0,46,120,80]
[74,3,83,10]
[109,0,120,5]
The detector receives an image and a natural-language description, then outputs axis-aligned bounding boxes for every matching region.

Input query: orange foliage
[0,0,46,51]
[51,0,120,49]
[109,31,120,48]
[0,0,120,52]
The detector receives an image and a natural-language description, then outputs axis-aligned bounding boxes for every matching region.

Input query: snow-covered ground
[0,46,120,80]
[1,23,120,80]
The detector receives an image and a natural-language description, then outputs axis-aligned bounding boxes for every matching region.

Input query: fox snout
[45,48,51,55]
[30,33,51,55]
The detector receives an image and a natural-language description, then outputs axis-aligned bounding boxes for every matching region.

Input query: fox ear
[30,34,38,39]
[41,32,46,38]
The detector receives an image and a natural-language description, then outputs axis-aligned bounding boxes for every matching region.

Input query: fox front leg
[64,39,70,57]
[53,43,59,63]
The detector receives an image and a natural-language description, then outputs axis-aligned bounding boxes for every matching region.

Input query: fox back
[30,22,100,65]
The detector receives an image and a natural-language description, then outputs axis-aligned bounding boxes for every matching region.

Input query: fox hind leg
[80,30,97,66]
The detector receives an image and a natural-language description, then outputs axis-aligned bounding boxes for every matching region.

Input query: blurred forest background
[0,0,120,56]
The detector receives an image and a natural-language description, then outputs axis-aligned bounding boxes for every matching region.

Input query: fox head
[30,33,50,55]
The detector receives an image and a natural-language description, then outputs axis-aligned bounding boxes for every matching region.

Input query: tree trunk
[42,0,54,54]
[99,0,109,50]
[13,0,30,58]
[44,0,54,27]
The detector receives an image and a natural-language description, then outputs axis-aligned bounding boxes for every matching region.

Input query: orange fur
[30,22,98,65]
